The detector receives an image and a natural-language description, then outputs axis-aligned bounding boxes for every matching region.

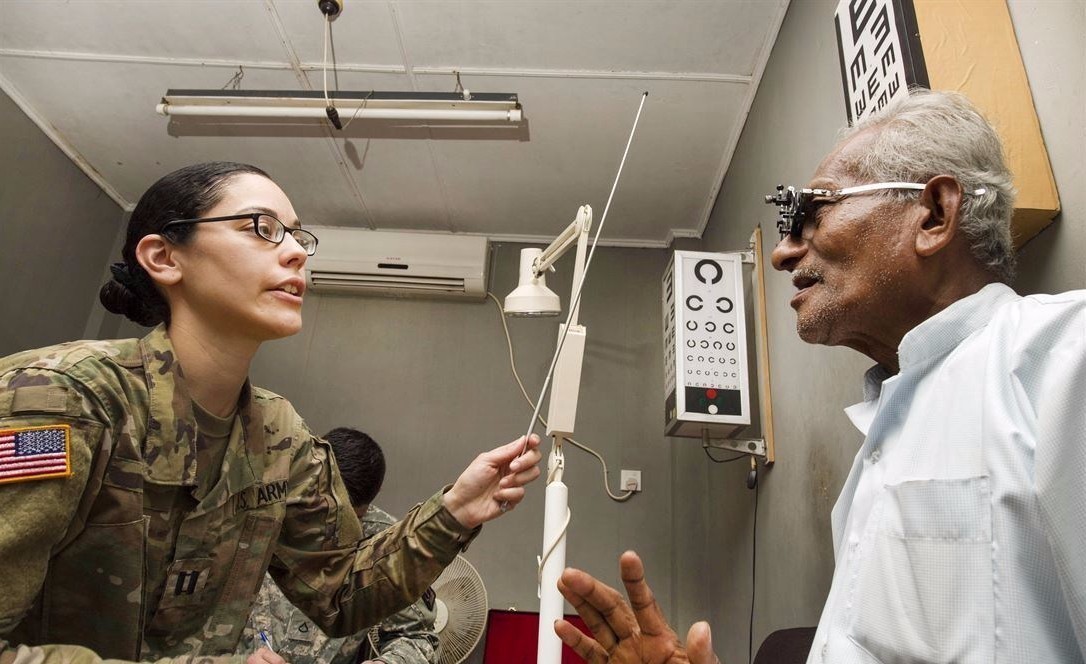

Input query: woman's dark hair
[324,427,386,507]
[99,161,272,326]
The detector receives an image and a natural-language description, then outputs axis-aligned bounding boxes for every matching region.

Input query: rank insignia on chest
[286,612,317,643]
[0,424,72,485]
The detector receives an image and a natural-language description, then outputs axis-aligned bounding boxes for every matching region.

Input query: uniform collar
[139,325,266,489]
[897,282,1020,371]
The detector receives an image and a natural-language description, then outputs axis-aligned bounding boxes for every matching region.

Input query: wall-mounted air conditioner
[305,227,489,300]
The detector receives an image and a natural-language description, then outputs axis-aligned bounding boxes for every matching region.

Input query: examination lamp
[503,206,592,318]
[156,90,523,126]
[504,248,562,317]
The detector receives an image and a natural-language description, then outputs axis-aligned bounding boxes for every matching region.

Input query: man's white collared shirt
[810,284,1086,663]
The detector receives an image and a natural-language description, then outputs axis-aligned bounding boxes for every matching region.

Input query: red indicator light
[706,388,717,399]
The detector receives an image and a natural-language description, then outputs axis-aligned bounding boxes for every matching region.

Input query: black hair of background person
[324,427,386,507]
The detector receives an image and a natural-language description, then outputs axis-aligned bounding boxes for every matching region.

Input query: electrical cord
[749,474,759,664]
[487,292,635,502]
[320,9,371,130]
[702,443,747,463]
[322,15,332,107]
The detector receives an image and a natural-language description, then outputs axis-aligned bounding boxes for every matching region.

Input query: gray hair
[842,88,1017,282]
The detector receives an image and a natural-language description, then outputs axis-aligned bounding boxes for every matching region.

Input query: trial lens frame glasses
[161,213,319,256]
[764,182,988,240]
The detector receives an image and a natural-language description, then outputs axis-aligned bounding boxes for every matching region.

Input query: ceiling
[0,1,788,248]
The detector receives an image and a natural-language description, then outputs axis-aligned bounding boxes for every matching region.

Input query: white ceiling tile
[417,74,749,242]
[0,1,289,64]
[298,69,449,230]
[269,1,407,68]
[0,57,360,218]
[395,1,782,76]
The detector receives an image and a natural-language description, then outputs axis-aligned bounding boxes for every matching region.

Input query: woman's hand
[442,434,542,528]
[555,551,721,664]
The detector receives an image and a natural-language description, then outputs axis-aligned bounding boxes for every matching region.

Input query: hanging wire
[341,91,373,130]
[487,293,634,502]
[453,70,471,100]
[748,474,759,664]
[322,14,333,107]
[329,11,340,92]
[702,443,748,463]
[220,65,244,90]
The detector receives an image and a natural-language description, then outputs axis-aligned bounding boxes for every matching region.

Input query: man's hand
[247,647,287,664]
[442,434,542,528]
[555,551,720,664]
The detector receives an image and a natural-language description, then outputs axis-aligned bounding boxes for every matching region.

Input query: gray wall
[247,243,676,625]
[0,90,124,355]
[681,2,1086,664]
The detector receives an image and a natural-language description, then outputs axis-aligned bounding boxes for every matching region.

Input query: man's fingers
[686,621,721,664]
[555,618,609,664]
[618,550,670,637]
[558,570,618,651]
[559,566,640,644]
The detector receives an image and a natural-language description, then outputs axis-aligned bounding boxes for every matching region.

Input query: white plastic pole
[537,467,569,664]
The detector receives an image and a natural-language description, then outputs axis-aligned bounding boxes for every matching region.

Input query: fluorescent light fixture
[156,89,523,123]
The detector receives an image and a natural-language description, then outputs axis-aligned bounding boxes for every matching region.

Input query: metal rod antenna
[517,91,649,454]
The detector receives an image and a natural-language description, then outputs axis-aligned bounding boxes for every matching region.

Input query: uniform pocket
[44,518,147,660]
[848,477,993,664]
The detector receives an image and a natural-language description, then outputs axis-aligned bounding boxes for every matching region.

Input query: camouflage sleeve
[361,510,440,664]
[0,368,247,664]
[0,642,247,664]
[0,368,104,664]
[367,598,440,664]
[267,435,479,639]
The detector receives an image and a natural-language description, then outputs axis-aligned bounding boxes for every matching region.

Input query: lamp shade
[504,248,560,317]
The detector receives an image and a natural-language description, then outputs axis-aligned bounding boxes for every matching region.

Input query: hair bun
[99,263,166,327]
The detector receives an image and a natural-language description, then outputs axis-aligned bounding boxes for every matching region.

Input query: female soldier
[0,162,541,664]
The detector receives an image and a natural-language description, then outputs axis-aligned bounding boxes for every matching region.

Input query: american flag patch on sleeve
[0,425,72,485]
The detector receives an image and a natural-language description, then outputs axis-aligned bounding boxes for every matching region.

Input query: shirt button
[870,449,881,464]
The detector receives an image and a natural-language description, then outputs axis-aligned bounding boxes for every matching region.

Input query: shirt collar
[861,363,894,403]
[843,283,1019,435]
[139,325,265,488]
[897,282,1020,371]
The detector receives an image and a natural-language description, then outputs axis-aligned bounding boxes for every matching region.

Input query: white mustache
[792,267,824,286]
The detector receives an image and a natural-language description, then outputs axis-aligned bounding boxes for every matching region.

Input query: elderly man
[554,89,1085,663]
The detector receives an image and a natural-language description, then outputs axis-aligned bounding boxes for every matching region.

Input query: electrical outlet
[620,470,642,492]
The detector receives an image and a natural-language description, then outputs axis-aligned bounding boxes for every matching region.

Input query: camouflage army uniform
[244,505,439,664]
[0,326,477,664]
